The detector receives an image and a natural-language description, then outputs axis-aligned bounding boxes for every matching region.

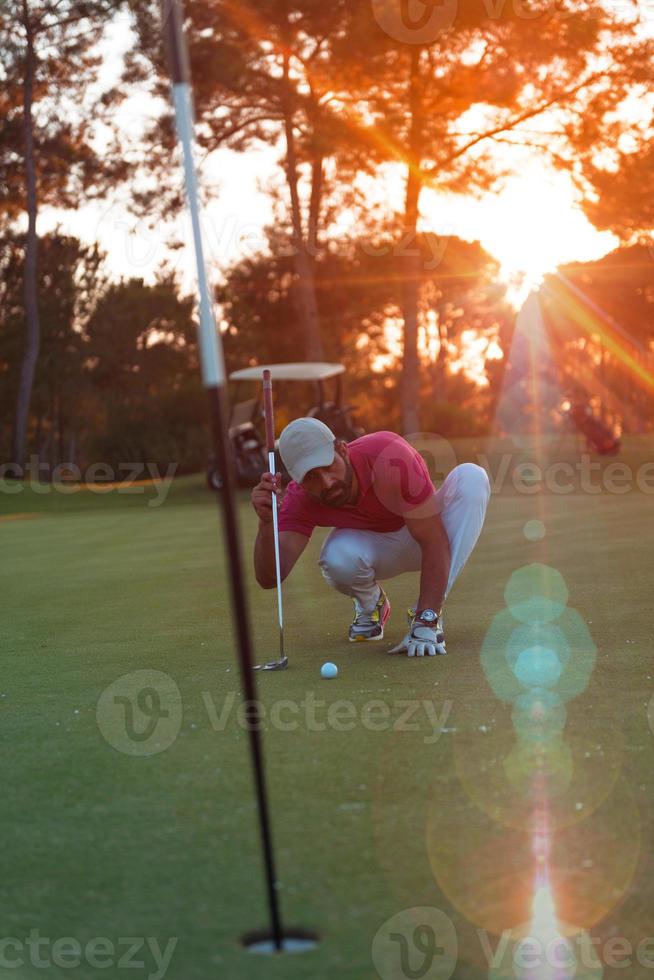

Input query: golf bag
[207,402,267,490]
[307,401,365,441]
[569,402,621,456]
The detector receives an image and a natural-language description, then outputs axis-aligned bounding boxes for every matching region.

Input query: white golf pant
[318,463,490,612]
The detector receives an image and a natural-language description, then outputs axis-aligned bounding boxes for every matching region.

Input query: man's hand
[253,480,309,588]
[251,471,282,524]
[389,620,446,657]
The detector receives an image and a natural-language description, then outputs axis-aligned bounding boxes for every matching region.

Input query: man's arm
[404,509,451,613]
[251,471,309,588]
[254,523,309,589]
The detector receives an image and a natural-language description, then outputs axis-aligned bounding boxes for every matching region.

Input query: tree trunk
[433,307,449,392]
[281,50,323,361]
[57,393,65,463]
[400,47,424,435]
[307,155,323,258]
[599,344,606,422]
[66,431,77,468]
[12,5,40,468]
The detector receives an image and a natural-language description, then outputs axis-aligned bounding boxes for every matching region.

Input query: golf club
[254,369,289,671]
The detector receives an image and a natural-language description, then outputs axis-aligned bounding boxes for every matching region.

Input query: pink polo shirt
[277,430,435,538]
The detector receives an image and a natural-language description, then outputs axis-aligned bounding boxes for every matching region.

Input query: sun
[474,170,619,303]
[420,161,618,308]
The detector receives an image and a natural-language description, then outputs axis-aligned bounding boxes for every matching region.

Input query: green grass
[2,438,654,979]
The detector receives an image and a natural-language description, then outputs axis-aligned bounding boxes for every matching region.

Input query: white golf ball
[321,662,338,679]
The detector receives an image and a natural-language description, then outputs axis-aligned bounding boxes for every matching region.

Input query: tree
[0,232,105,465]
[0,231,204,470]
[84,276,204,469]
[128,1,653,435]
[219,226,510,433]
[1,0,125,466]
[125,0,369,362]
[542,245,654,431]
[578,143,654,243]
[331,2,654,431]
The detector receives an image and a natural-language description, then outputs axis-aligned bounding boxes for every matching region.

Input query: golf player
[251,420,490,656]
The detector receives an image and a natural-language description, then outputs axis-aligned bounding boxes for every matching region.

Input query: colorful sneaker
[348,588,391,642]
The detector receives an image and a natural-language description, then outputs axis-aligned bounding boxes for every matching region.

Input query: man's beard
[319,462,354,508]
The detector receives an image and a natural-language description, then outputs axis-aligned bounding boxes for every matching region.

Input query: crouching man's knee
[454,462,491,503]
[319,534,371,589]
[319,543,355,587]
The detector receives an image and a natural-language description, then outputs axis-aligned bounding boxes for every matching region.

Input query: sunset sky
[39,8,634,313]
[46,136,618,310]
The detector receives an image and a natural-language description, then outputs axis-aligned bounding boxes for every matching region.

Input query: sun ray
[221,0,424,188]
[542,273,654,395]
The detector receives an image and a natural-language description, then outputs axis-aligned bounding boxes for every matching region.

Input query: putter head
[254,656,289,672]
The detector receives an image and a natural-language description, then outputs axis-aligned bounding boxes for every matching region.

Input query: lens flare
[505,564,569,625]
[513,646,563,690]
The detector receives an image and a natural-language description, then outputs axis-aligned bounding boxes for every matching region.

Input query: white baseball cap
[279,418,336,483]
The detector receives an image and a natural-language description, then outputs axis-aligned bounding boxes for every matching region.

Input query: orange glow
[222,0,617,303]
[222,0,424,190]
[544,274,654,395]
[421,164,618,308]
[370,315,503,386]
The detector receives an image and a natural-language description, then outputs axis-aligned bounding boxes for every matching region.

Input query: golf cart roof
[229,362,346,382]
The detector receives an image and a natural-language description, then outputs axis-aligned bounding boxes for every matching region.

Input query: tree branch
[426,70,609,175]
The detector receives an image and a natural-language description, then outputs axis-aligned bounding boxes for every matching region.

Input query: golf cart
[207,362,365,490]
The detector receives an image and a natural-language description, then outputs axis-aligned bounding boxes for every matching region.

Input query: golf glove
[388,610,446,657]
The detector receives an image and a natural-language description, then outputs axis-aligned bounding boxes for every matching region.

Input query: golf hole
[241,928,319,954]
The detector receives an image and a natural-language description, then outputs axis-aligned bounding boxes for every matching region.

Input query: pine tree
[331,2,654,431]
[1,0,124,465]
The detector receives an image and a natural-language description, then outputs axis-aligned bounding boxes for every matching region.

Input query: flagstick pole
[160,0,284,950]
